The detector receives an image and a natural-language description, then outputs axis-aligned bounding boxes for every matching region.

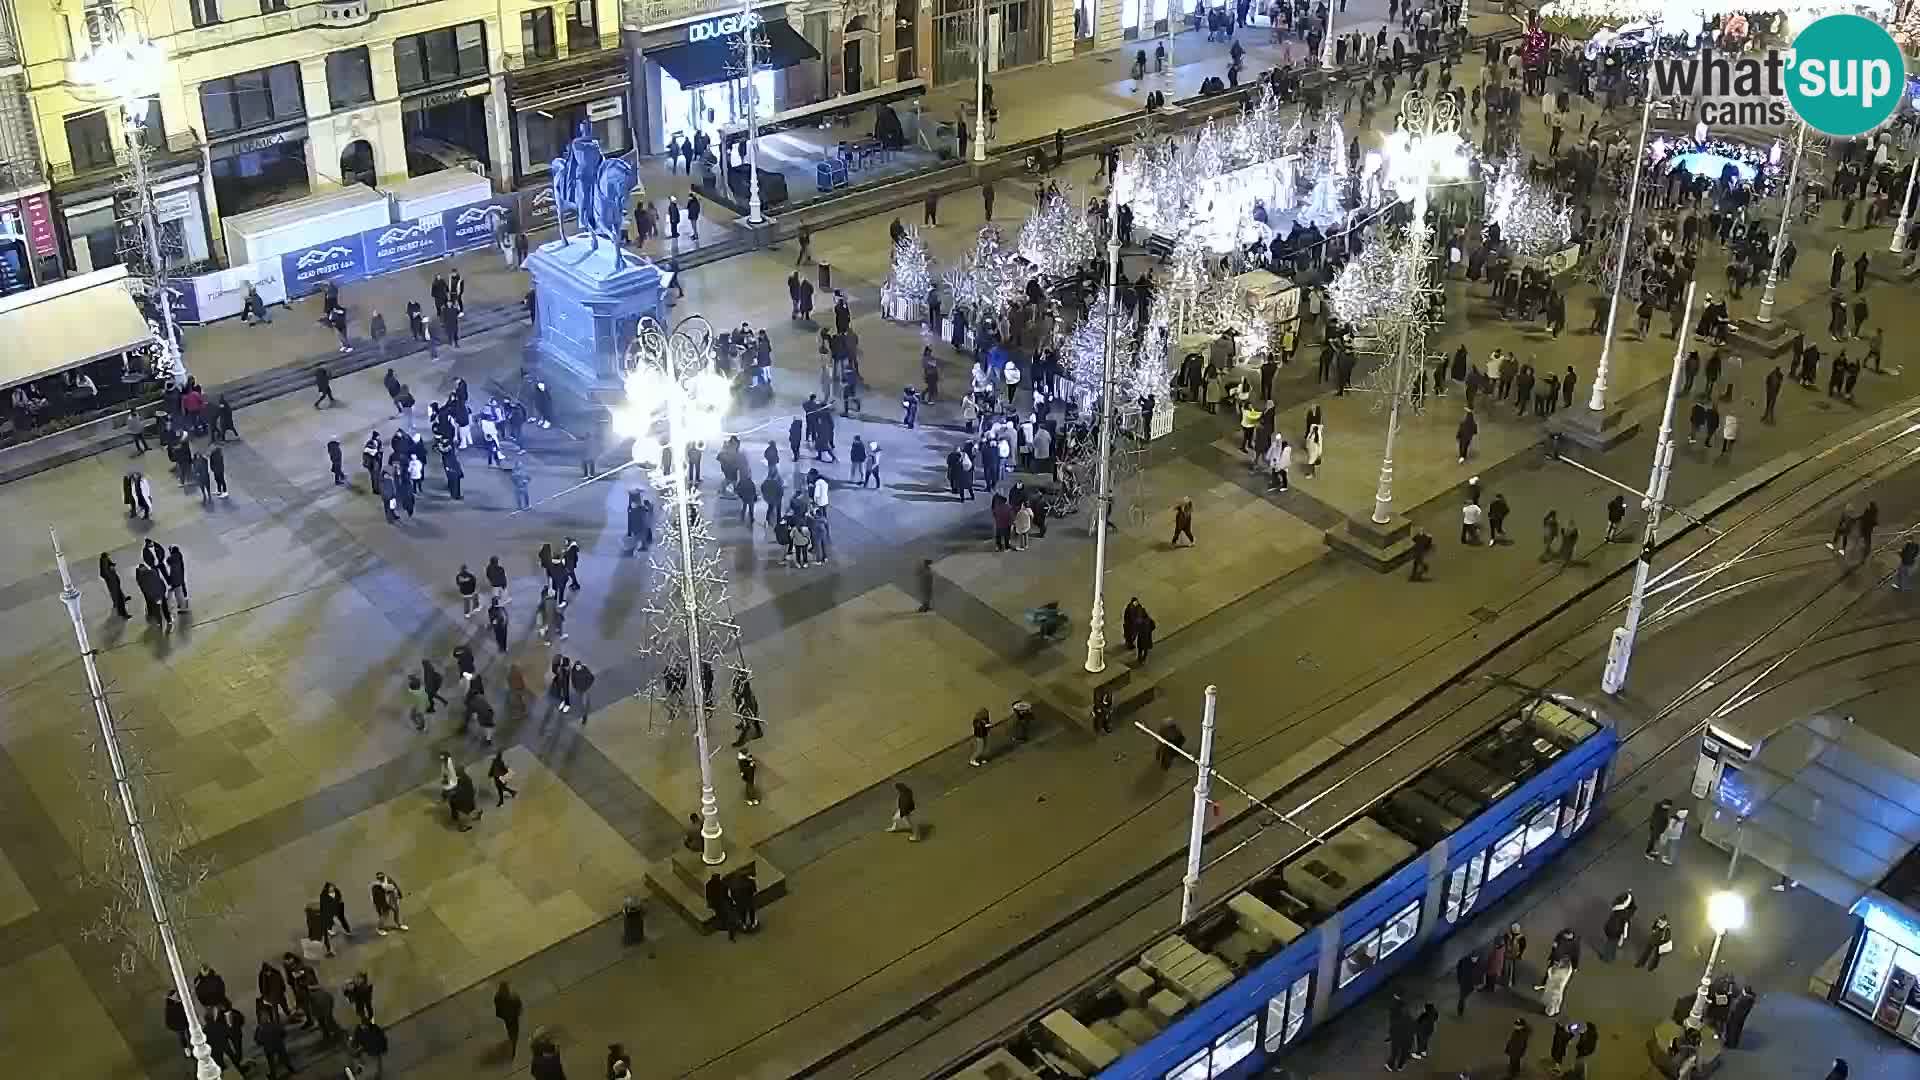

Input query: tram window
[1339,901,1421,987]
[1565,771,1599,834]
[1484,825,1526,883]
[1167,1049,1209,1080]
[1378,900,1420,960]
[1445,854,1485,922]
[1264,972,1312,1051]
[1523,802,1561,853]
[1213,1016,1258,1074]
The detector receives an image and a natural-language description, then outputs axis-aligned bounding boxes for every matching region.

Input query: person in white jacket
[1304,423,1324,476]
[1720,412,1740,456]
[1266,435,1292,492]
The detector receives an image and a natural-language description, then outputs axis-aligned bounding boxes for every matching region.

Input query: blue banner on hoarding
[446,197,513,252]
[360,214,447,275]
[160,282,200,326]
[280,239,366,298]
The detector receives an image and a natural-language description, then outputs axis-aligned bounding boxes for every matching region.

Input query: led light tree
[1486,162,1574,263]
[613,315,747,866]
[1018,189,1098,279]
[884,227,933,322]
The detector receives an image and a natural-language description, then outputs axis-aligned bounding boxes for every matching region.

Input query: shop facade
[932,0,1048,84]
[1835,892,1920,1049]
[57,163,213,277]
[505,43,633,189]
[626,1,822,157]
[0,192,58,292]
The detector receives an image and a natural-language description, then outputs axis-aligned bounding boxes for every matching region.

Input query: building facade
[0,0,56,293]
[16,0,621,273]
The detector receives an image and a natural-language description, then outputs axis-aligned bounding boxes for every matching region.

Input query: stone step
[643,844,788,934]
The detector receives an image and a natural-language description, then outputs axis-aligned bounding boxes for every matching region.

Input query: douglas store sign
[687,10,760,40]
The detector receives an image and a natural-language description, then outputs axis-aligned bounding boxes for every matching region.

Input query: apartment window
[189,0,221,28]
[199,63,306,137]
[394,22,489,92]
[566,0,599,51]
[66,110,115,171]
[326,48,375,110]
[132,96,165,152]
[521,9,558,62]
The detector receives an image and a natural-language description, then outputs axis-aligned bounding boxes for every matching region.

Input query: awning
[1699,713,1920,910]
[0,266,156,391]
[649,18,819,89]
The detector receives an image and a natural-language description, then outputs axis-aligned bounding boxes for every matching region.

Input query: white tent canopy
[0,266,156,393]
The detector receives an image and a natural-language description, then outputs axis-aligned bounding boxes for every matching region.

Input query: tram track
[795,410,1920,1080]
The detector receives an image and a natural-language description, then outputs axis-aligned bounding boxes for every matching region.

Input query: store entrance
[659,69,776,157]
[402,95,491,177]
[341,140,376,187]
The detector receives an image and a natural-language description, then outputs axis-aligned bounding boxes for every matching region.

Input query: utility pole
[1180,686,1218,925]
[1601,281,1697,695]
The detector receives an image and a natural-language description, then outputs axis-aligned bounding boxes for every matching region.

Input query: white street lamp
[613,316,733,866]
[974,0,989,164]
[49,530,223,1080]
[1366,91,1465,525]
[741,5,765,225]
[1601,281,1697,695]
[1320,3,1338,70]
[1889,154,1918,255]
[1756,122,1806,325]
[1085,188,1125,674]
[73,6,186,387]
[1686,890,1747,1031]
[1584,29,1661,415]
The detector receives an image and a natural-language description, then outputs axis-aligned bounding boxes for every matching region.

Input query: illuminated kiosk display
[524,125,665,396]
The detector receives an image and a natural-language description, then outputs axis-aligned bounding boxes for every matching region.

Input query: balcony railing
[49,129,200,185]
[0,0,21,70]
[501,30,620,73]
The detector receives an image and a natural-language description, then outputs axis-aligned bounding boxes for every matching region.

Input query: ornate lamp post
[1686,891,1747,1030]
[73,5,185,387]
[614,316,735,865]
[974,0,989,164]
[1085,188,1125,674]
[1889,153,1919,254]
[50,530,223,1080]
[1756,122,1808,324]
[1363,91,1464,525]
[741,5,765,225]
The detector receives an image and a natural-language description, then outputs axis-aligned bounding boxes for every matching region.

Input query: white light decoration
[1113,88,1305,241]
[1377,94,1468,216]
[884,226,933,312]
[1018,189,1098,278]
[945,224,1027,320]
[619,315,749,868]
[1487,163,1574,263]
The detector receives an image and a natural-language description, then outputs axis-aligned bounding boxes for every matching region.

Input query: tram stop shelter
[1692,711,1920,1048]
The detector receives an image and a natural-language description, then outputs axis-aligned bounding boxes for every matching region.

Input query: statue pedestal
[524,235,665,401]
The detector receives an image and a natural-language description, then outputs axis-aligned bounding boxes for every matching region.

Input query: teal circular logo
[1786,14,1907,137]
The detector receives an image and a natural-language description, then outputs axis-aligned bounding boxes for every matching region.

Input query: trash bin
[621,897,646,945]
[818,263,832,290]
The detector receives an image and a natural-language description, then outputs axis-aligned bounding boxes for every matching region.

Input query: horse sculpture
[548,122,638,258]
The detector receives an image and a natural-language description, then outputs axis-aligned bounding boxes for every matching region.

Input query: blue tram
[955,695,1616,1080]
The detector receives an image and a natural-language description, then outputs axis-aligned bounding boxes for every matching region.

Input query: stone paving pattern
[2,3,1918,1076]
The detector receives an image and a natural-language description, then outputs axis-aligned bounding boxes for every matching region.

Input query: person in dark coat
[308,984,344,1044]
[254,1012,295,1078]
[1724,984,1757,1047]
[350,1019,388,1075]
[257,961,290,1019]
[343,971,374,1023]
[1646,798,1674,858]
[1503,1019,1531,1080]
[195,963,230,1010]
[449,767,481,830]
[495,981,525,1058]
[1551,1020,1575,1066]
[318,882,352,938]
[1387,995,1416,1070]
[1455,950,1480,1016]
[1414,1002,1438,1059]
[706,872,736,940]
[99,552,131,618]
[1574,1021,1599,1067]
[728,866,759,932]
[164,990,190,1049]
[530,1034,568,1080]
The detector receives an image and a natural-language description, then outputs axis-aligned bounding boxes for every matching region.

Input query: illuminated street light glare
[1707,890,1747,933]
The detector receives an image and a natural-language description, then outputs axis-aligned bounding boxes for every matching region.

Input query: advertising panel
[446,198,515,251]
[279,239,366,297]
[360,213,447,275]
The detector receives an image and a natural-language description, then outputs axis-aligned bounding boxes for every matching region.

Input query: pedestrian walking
[314,366,337,407]
[209,446,228,497]
[1409,527,1434,580]
[1602,891,1636,960]
[1171,497,1195,546]
[1461,499,1483,544]
[100,552,131,618]
[350,1018,388,1077]
[886,781,919,839]
[308,984,344,1044]
[968,707,992,766]
[1646,798,1674,858]
[343,972,375,1024]
[1413,1002,1437,1059]
[1455,950,1481,1016]
[1503,1020,1531,1080]
[1895,539,1919,591]
[369,872,407,933]
[1387,995,1415,1071]
[1540,510,1561,560]
[255,1012,295,1078]
[405,675,428,731]
[1636,915,1673,969]
[1856,500,1880,560]
[488,750,517,805]
[1456,407,1477,462]
[1540,956,1574,1016]
[1605,495,1627,541]
[493,982,524,1058]
[1486,494,1510,545]
[571,660,595,720]
[318,882,352,938]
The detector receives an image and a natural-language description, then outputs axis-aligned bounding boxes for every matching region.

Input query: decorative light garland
[1486,162,1573,261]
[887,226,933,302]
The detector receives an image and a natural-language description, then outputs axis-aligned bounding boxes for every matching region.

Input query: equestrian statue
[549,122,638,261]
